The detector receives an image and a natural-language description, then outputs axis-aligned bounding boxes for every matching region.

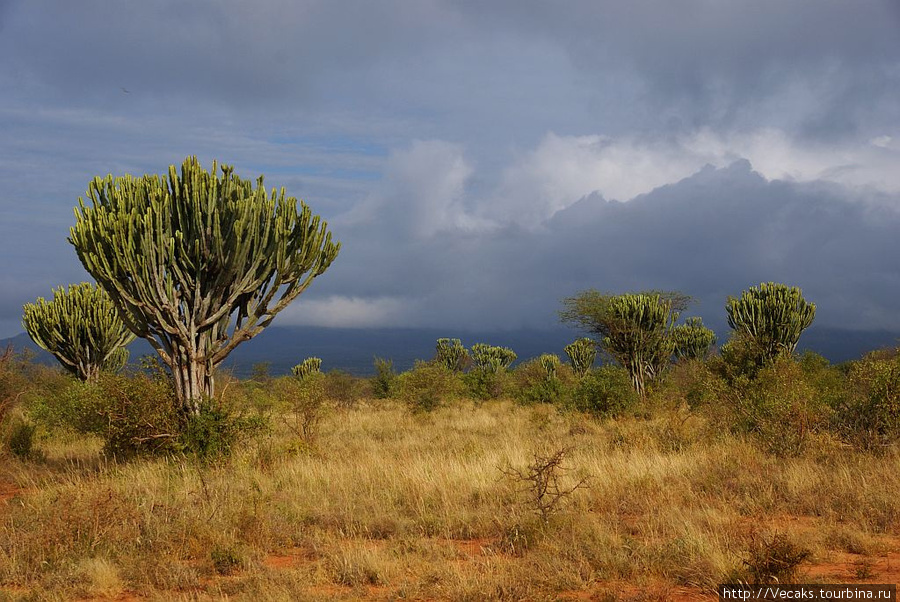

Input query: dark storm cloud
[318,161,900,335]
[1,1,899,337]
[450,0,900,137]
[6,0,895,140]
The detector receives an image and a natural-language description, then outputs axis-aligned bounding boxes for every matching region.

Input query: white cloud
[478,128,900,228]
[279,295,415,328]
[337,139,494,237]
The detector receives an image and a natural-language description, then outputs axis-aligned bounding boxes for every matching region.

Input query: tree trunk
[171,356,214,417]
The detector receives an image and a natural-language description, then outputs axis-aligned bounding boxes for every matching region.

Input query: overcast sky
[2,0,900,339]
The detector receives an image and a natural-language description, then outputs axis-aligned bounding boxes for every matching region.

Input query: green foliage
[29,370,264,461]
[833,351,900,451]
[7,419,37,459]
[560,290,685,397]
[32,373,182,459]
[323,370,367,408]
[560,289,691,337]
[211,546,244,576]
[672,317,716,361]
[291,357,322,380]
[178,400,266,464]
[69,156,341,414]
[659,358,730,415]
[513,357,573,405]
[22,283,134,382]
[275,373,327,444]
[249,362,272,382]
[730,357,828,456]
[397,361,462,411]
[725,282,816,367]
[0,346,24,427]
[717,332,766,382]
[435,338,469,372]
[569,366,638,417]
[564,338,596,378]
[538,354,560,379]
[470,343,517,374]
[371,356,396,399]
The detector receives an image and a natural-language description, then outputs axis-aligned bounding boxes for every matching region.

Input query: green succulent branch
[672,317,717,361]
[471,343,517,374]
[292,357,322,380]
[22,283,135,382]
[564,338,596,377]
[725,282,815,365]
[435,338,468,372]
[68,157,340,414]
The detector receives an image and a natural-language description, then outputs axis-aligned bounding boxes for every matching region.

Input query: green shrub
[832,351,900,451]
[324,370,367,408]
[397,361,462,411]
[513,357,574,405]
[715,332,766,383]
[28,377,109,435]
[91,373,182,459]
[463,367,513,400]
[27,371,267,461]
[210,545,245,575]
[742,532,811,583]
[7,419,37,459]
[0,346,26,428]
[731,357,828,456]
[371,357,396,399]
[569,366,638,417]
[178,400,266,464]
[274,373,328,444]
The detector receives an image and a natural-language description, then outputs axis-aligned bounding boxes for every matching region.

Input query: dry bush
[1,375,900,600]
[742,532,811,583]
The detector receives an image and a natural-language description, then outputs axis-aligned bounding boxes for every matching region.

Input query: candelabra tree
[292,357,322,380]
[564,338,597,377]
[22,283,134,382]
[69,157,340,416]
[561,290,684,397]
[435,338,468,372]
[471,343,517,374]
[672,317,716,361]
[725,282,815,366]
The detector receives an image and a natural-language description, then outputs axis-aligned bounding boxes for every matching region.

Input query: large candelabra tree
[69,157,340,416]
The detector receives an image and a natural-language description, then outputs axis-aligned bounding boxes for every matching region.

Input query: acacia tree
[22,283,134,382]
[725,282,815,365]
[560,290,687,397]
[69,157,340,416]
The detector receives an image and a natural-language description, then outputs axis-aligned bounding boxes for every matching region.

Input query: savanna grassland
[2,348,900,602]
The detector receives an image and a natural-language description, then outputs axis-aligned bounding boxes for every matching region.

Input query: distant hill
[3,324,899,377]
[0,327,579,377]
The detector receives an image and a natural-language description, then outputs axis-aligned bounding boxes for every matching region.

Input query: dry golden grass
[1,397,899,600]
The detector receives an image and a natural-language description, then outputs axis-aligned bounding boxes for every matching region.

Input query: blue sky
[2,0,900,338]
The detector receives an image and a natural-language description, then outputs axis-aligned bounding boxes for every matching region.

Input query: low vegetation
[1,334,899,600]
